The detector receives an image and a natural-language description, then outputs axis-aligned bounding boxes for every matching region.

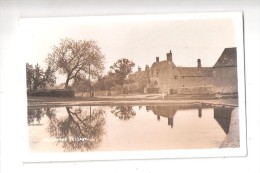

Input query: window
[174,75,178,80]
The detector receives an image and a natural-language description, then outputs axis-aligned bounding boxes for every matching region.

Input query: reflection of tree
[27,108,45,126]
[46,107,106,152]
[111,106,136,120]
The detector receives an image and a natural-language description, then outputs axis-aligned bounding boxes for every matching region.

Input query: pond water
[27,104,234,152]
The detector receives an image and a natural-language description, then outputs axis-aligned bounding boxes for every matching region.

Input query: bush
[169,88,178,94]
[144,87,159,94]
[27,89,75,97]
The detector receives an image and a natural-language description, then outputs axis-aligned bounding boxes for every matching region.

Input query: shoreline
[27,95,238,108]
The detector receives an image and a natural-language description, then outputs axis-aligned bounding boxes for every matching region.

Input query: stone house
[145,51,214,94]
[127,47,237,94]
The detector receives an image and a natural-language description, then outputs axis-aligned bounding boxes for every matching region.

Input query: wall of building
[156,65,182,92]
[180,76,213,88]
[213,67,238,93]
[177,85,213,95]
[153,68,213,93]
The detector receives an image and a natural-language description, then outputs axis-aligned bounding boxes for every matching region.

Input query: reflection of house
[128,47,237,94]
[147,106,178,118]
[147,105,206,128]
[214,107,234,134]
[147,106,177,128]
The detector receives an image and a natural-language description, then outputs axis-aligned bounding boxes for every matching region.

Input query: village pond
[27,104,236,152]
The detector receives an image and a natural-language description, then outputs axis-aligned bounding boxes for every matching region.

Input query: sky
[18,13,239,84]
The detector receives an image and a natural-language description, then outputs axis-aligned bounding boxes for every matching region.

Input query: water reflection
[27,108,45,126]
[27,105,236,152]
[45,106,106,152]
[198,107,202,118]
[111,106,136,120]
[214,107,234,134]
[146,106,178,128]
[146,105,233,133]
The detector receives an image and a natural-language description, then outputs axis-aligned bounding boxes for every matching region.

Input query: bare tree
[46,38,105,89]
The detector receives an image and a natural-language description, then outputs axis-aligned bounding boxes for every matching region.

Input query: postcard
[20,12,246,162]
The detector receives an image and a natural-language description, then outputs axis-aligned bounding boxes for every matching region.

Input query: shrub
[27,89,75,97]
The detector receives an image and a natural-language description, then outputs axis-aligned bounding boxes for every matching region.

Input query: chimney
[197,59,201,68]
[167,50,172,61]
[138,66,141,72]
[156,57,159,63]
[145,65,149,71]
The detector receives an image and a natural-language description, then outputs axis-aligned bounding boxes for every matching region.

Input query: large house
[127,47,238,94]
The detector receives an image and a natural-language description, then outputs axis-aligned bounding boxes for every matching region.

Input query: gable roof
[128,71,146,82]
[178,67,213,77]
[150,60,177,72]
[213,47,237,68]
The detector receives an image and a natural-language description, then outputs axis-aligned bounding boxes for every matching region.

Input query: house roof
[213,47,237,68]
[178,67,213,77]
[150,60,177,72]
[128,71,146,82]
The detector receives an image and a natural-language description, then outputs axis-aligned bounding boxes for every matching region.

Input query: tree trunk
[65,78,70,89]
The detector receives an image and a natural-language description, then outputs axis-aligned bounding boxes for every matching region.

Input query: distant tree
[46,38,105,89]
[33,63,44,89]
[26,63,34,90]
[93,72,116,91]
[26,63,56,90]
[110,58,135,88]
[43,66,56,88]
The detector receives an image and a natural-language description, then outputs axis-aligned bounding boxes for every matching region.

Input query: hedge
[27,89,75,97]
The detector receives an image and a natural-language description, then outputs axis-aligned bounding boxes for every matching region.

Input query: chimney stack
[145,65,149,71]
[167,50,172,61]
[138,66,141,72]
[156,57,159,63]
[197,59,201,68]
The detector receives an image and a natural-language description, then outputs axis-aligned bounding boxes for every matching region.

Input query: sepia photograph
[20,13,246,160]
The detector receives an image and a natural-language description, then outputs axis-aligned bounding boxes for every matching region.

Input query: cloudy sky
[18,13,240,84]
